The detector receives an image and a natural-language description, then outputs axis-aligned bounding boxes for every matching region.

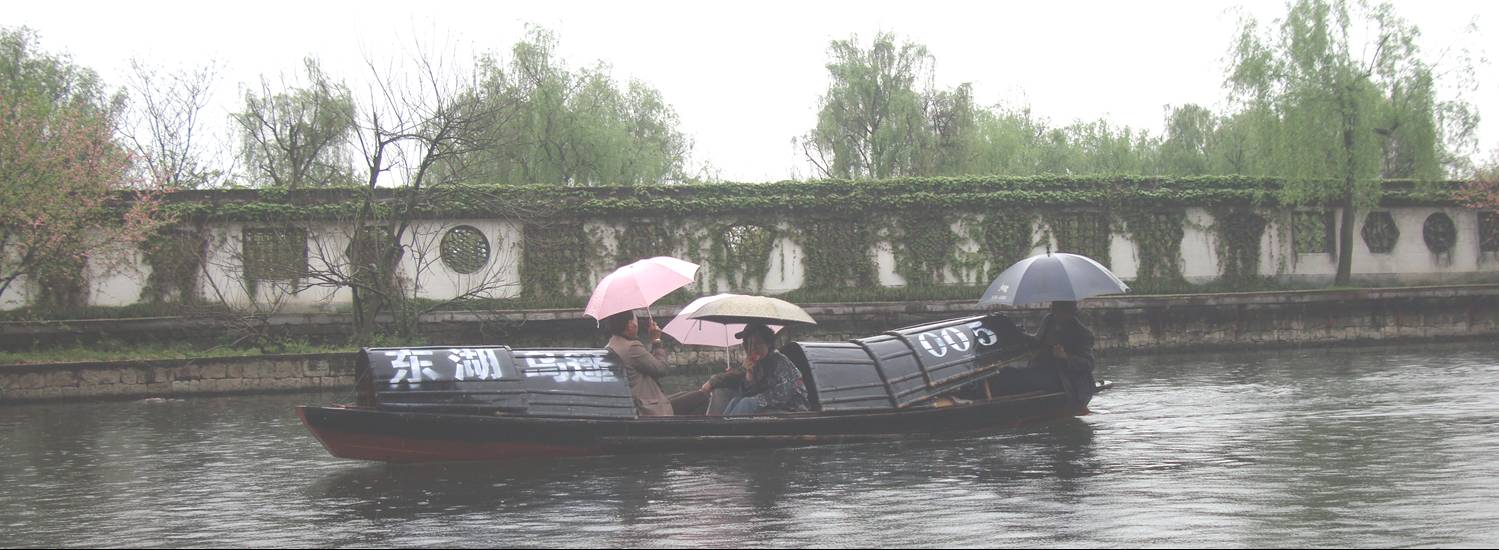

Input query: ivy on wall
[1045,210,1112,268]
[892,214,957,288]
[1209,206,1268,285]
[80,177,1472,312]
[1120,209,1187,289]
[613,219,685,266]
[612,219,698,303]
[140,225,208,304]
[977,210,1037,280]
[32,255,88,311]
[1293,210,1335,254]
[710,222,777,292]
[519,222,597,303]
[792,218,877,290]
[150,177,1462,223]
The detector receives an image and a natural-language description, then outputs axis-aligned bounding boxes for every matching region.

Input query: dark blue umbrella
[978,252,1129,307]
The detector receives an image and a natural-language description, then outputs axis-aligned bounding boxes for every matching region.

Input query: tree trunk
[1337,106,1358,287]
[1335,189,1356,286]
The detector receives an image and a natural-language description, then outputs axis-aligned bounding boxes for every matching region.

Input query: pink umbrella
[584,256,700,320]
[662,293,784,348]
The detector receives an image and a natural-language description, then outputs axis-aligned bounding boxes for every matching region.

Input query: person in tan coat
[603,311,674,416]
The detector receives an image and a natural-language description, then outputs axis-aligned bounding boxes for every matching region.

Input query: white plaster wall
[1348,208,1477,279]
[1180,208,1219,283]
[1261,214,1292,278]
[0,274,26,310]
[763,229,803,294]
[407,219,523,302]
[198,222,250,310]
[7,205,1496,312]
[301,222,352,309]
[197,222,339,314]
[85,242,151,307]
[875,239,903,288]
[1109,232,1139,282]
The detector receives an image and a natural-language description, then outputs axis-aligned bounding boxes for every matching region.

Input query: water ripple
[3,341,1499,547]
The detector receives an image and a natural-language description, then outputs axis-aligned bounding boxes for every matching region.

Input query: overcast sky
[9,0,1496,181]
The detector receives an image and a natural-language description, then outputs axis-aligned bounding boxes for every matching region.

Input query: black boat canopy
[356,314,1034,419]
[786,314,1032,412]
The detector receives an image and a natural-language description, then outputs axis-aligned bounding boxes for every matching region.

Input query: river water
[3,341,1497,547]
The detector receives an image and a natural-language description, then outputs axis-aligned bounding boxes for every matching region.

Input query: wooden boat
[298,313,1107,462]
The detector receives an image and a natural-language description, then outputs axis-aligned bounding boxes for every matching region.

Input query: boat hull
[298,392,1082,462]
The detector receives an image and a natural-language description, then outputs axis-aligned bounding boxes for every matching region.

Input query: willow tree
[1227,0,1461,285]
[801,32,935,180]
[234,58,356,189]
[1159,104,1217,176]
[463,28,691,185]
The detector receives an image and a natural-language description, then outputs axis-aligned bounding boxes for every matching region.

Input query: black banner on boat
[357,346,636,418]
[787,314,1032,412]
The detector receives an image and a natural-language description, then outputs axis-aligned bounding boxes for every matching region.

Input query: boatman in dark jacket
[701,323,810,415]
[997,300,1097,407]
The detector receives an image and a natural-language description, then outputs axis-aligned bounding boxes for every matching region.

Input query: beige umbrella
[685,295,817,326]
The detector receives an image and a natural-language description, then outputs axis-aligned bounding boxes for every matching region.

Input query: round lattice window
[1422,213,1456,254]
[440,226,490,274]
[1360,212,1399,254]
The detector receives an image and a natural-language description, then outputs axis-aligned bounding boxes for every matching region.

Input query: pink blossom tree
[0,28,169,308]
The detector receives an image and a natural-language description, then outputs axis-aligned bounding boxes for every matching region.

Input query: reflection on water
[3,341,1498,547]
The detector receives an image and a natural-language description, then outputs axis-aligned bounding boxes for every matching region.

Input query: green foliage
[611,219,694,301]
[234,57,355,189]
[140,225,206,304]
[709,222,777,292]
[31,254,88,311]
[50,176,1471,319]
[802,32,935,179]
[612,219,684,265]
[462,27,690,185]
[1160,104,1217,176]
[1044,210,1112,268]
[792,218,877,290]
[1,26,162,308]
[520,221,597,302]
[1208,206,1269,284]
[975,210,1037,280]
[0,26,117,117]
[0,301,205,322]
[892,214,956,287]
[1292,210,1335,254]
[148,177,1460,223]
[1226,0,1471,283]
[1120,209,1187,289]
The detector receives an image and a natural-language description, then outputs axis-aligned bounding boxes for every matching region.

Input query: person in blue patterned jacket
[700,323,809,415]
